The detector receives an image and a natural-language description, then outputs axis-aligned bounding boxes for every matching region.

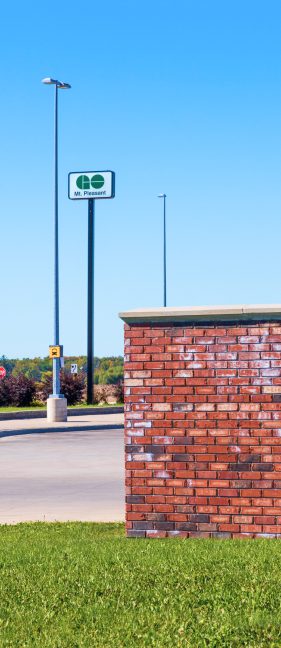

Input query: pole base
[47,396,67,422]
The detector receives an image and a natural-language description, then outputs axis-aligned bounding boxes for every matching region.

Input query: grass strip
[0,403,123,413]
[0,522,281,647]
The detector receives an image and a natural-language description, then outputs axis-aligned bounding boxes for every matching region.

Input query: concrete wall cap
[119,304,281,323]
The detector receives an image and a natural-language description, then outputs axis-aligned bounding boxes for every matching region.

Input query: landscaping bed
[0,523,281,646]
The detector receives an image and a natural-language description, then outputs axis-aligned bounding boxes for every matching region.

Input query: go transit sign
[68,171,115,200]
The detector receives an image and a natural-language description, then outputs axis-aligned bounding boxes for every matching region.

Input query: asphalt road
[0,414,124,524]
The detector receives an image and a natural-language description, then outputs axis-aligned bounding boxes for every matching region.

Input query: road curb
[0,423,123,439]
[0,406,124,421]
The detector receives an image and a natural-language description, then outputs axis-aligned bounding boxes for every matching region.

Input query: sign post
[87,198,95,405]
[68,170,115,404]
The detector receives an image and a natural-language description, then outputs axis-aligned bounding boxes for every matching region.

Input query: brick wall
[124,319,281,538]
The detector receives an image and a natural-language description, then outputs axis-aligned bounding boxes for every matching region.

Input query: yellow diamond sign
[49,345,62,359]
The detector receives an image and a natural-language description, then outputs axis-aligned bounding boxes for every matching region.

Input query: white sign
[71,364,78,374]
[68,171,115,200]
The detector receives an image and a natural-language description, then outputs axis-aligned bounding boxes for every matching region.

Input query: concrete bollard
[47,397,67,422]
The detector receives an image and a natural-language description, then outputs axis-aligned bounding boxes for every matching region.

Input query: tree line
[0,356,124,384]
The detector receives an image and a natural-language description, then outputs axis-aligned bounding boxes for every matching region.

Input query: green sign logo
[91,174,104,189]
[76,174,105,190]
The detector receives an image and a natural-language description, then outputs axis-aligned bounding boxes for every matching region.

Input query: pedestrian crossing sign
[49,345,63,358]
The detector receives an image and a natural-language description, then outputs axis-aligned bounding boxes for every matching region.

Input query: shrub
[93,383,124,404]
[113,382,124,403]
[36,371,85,406]
[0,374,36,407]
[0,377,12,406]
[35,372,52,402]
[60,372,85,405]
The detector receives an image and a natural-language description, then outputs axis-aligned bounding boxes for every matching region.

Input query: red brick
[211,515,230,523]
[262,525,281,533]
[238,336,260,344]
[228,328,248,335]
[240,524,262,532]
[220,524,240,532]
[131,354,151,362]
[125,329,143,338]
[144,345,165,353]
[125,345,143,352]
[144,329,165,338]
[152,353,172,361]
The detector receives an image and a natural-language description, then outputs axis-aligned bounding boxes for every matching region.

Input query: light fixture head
[41,78,71,89]
[58,82,71,89]
[157,193,167,198]
[41,77,58,84]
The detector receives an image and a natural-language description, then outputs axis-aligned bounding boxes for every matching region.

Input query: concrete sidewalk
[0,412,124,435]
[0,413,124,524]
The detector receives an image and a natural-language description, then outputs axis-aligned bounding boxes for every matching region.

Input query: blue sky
[1,0,281,358]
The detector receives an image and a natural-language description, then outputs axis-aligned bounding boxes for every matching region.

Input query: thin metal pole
[163,194,167,307]
[87,199,95,404]
[53,83,60,396]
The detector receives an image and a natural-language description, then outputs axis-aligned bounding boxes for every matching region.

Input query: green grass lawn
[0,524,281,647]
[67,402,123,409]
[0,403,123,413]
[0,405,46,412]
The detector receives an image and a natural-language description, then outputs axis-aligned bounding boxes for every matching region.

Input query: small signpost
[0,367,6,380]
[71,364,78,374]
[68,170,115,404]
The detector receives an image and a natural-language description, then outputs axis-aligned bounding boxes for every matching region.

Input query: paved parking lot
[0,414,124,524]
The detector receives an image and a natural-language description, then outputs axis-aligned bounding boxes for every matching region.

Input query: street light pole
[53,82,60,396]
[158,193,167,307]
[42,77,71,421]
